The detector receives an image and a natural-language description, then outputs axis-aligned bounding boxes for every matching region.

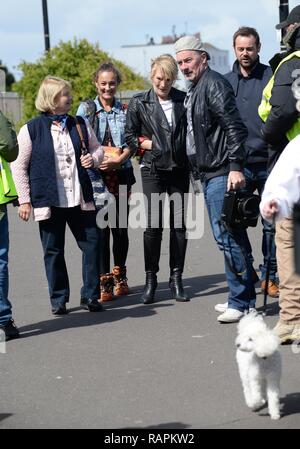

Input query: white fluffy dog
[235,313,281,420]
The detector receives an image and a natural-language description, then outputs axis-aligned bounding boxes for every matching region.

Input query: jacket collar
[94,96,123,114]
[193,66,210,91]
[142,87,184,104]
[232,57,265,79]
[142,87,185,132]
[146,89,171,132]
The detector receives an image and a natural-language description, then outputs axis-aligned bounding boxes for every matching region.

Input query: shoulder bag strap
[74,117,88,155]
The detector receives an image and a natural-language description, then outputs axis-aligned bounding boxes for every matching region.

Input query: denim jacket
[77,97,132,170]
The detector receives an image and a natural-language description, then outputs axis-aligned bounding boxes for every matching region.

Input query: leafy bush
[13,39,149,123]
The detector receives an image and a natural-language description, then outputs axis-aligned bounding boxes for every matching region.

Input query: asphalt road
[1,162,300,429]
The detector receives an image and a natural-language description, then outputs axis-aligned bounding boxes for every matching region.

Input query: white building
[106,33,230,90]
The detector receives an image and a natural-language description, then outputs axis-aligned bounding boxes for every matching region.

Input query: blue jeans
[203,176,256,311]
[243,164,277,281]
[0,205,12,325]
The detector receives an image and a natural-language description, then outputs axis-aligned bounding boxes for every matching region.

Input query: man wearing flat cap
[175,35,257,323]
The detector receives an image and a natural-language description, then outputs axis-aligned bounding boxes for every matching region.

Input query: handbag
[75,118,115,210]
[102,145,122,160]
[102,116,122,165]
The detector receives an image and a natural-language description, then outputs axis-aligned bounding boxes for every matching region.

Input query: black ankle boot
[141,272,157,304]
[169,269,189,302]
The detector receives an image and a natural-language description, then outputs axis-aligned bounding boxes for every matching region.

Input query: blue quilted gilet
[27,114,93,207]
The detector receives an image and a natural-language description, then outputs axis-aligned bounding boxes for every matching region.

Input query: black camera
[221,190,261,229]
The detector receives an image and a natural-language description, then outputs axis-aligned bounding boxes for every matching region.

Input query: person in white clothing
[260,134,300,343]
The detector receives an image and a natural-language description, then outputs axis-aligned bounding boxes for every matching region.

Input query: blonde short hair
[150,54,178,82]
[35,76,71,112]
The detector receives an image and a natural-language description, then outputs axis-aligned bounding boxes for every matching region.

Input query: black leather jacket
[190,68,247,176]
[125,87,188,170]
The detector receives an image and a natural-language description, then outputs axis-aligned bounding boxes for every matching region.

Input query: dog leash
[262,216,276,316]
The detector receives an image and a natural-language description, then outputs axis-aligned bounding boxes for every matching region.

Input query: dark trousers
[243,163,277,281]
[0,205,12,325]
[39,206,100,309]
[141,166,190,274]
[99,195,130,274]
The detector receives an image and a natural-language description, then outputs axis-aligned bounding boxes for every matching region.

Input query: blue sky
[1,0,299,79]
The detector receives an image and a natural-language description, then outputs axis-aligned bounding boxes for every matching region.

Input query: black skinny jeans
[99,195,130,274]
[141,166,190,274]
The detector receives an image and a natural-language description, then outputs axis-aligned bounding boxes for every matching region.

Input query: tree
[13,39,149,123]
[0,61,15,91]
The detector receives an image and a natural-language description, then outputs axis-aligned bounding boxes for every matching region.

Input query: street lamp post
[42,0,50,52]
[279,0,289,50]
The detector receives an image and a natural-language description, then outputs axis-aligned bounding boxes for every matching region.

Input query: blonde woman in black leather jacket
[125,54,189,305]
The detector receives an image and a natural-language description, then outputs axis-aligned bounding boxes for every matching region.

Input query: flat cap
[174,35,210,60]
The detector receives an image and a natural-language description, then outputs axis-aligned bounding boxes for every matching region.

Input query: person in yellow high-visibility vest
[258,6,300,344]
[0,110,19,341]
[259,5,300,170]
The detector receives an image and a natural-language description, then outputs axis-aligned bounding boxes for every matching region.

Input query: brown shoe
[261,280,279,298]
[100,273,115,301]
[273,320,300,344]
[112,266,130,296]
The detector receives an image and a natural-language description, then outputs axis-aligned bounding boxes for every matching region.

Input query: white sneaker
[214,302,256,313]
[214,302,228,313]
[217,308,245,323]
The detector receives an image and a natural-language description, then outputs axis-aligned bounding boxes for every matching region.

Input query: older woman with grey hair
[12,76,104,315]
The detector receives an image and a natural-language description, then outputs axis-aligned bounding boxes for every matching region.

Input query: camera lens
[239,196,260,219]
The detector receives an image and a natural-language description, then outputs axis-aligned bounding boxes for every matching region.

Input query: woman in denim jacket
[77,62,135,301]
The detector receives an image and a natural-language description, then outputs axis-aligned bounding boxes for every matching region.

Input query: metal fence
[0,69,23,125]
[0,89,147,126]
[0,91,23,124]
[0,90,142,125]
[116,89,145,104]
